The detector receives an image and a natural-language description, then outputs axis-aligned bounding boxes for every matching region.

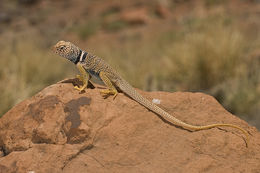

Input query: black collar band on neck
[81,52,88,62]
[74,50,82,64]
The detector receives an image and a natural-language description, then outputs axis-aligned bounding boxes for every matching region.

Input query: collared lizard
[52,40,249,146]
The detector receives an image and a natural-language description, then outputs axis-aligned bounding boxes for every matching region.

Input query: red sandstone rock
[0,79,259,173]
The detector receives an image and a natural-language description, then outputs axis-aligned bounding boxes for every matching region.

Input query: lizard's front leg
[74,63,89,92]
[76,74,84,82]
[99,71,118,99]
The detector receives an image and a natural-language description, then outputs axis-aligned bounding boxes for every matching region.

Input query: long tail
[117,79,249,146]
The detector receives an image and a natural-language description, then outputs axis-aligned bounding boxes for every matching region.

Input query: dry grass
[0,39,76,116]
[157,18,260,121]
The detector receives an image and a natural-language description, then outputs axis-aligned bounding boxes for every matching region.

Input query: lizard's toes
[74,86,85,92]
[100,89,118,99]
[112,92,118,100]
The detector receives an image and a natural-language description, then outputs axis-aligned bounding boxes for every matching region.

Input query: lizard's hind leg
[99,71,118,99]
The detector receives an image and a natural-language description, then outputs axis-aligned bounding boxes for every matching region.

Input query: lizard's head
[52,40,80,63]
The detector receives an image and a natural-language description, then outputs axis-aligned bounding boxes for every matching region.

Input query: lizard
[52,40,249,146]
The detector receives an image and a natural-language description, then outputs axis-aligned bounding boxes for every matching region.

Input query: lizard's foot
[74,82,87,92]
[74,85,86,92]
[100,89,118,99]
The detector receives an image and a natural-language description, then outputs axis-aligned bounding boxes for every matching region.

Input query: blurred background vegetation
[0,0,259,129]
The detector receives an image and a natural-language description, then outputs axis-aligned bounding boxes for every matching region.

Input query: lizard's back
[82,53,123,84]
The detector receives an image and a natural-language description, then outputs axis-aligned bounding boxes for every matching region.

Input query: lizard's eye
[60,46,65,50]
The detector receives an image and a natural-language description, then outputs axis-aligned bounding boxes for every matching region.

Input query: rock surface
[0,79,260,173]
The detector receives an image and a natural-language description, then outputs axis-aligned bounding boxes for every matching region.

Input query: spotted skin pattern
[53,40,249,146]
